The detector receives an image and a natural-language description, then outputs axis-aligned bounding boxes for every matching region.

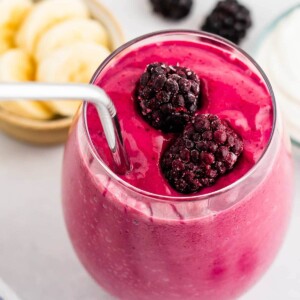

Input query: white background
[0,0,300,299]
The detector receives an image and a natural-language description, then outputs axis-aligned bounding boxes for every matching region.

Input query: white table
[0,0,299,299]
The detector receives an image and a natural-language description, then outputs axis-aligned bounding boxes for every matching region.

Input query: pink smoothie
[87,41,273,196]
[62,36,293,300]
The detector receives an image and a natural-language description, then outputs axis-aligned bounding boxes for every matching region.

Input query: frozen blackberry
[135,62,201,133]
[161,114,243,194]
[201,0,252,44]
[150,0,193,20]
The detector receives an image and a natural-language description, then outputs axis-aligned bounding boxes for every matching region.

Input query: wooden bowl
[0,0,125,145]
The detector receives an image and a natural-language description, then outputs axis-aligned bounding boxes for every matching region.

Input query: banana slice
[0,49,34,80]
[0,28,13,54]
[16,0,89,55]
[0,0,33,54]
[0,49,53,120]
[35,19,109,62]
[37,42,110,116]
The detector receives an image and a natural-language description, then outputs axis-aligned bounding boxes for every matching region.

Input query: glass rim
[83,29,277,202]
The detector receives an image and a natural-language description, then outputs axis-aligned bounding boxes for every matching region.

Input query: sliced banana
[0,49,53,120]
[0,0,33,54]
[0,28,13,54]
[35,19,109,62]
[16,0,89,55]
[37,42,110,116]
[0,49,34,80]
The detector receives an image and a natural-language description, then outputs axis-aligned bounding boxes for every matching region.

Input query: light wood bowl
[0,0,125,145]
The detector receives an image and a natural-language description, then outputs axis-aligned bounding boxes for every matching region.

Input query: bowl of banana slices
[0,0,124,144]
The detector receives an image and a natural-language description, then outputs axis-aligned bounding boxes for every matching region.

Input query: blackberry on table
[160,114,244,194]
[201,0,252,44]
[135,62,201,133]
[150,0,193,20]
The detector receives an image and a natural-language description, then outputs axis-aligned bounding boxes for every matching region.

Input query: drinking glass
[62,31,294,300]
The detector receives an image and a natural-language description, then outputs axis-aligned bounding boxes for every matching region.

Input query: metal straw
[0,82,130,174]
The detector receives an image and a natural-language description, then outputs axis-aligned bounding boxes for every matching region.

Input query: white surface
[0,0,299,299]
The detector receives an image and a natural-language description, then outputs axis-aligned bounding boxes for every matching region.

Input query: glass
[62,31,294,300]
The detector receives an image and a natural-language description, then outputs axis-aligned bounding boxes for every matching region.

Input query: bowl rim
[253,3,300,55]
[253,3,300,146]
[86,0,126,49]
[0,108,73,130]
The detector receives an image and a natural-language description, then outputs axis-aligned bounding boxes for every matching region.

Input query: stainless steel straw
[0,82,130,174]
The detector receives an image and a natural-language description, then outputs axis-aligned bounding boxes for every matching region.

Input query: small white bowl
[254,4,300,147]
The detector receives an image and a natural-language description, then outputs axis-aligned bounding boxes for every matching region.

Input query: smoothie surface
[87,40,273,196]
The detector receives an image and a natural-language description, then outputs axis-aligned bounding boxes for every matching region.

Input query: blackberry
[161,114,243,194]
[135,62,201,133]
[201,0,252,44]
[150,0,193,20]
